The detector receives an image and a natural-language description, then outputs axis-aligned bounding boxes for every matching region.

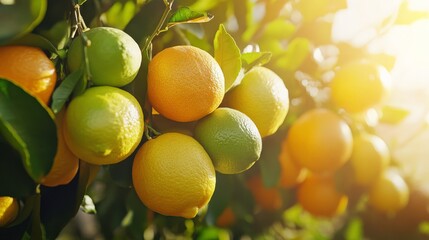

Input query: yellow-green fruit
[194,107,262,174]
[223,67,289,137]
[330,61,391,113]
[132,133,216,218]
[350,133,390,186]
[67,27,141,87]
[369,169,409,214]
[0,196,19,227]
[64,86,144,165]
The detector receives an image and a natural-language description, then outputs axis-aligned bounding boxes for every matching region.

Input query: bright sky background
[332,0,429,184]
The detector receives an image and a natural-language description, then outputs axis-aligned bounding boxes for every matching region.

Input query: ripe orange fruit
[67,27,141,87]
[246,175,283,211]
[216,207,236,228]
[297,175,348,217]
[223,67,289,137]
[132,133,216,218]
[0,196,19,227]
[0,45,56,104]
[148,45,225,122]
[368,169,409,214]
[278,141,307,188]
[330,61,392,113]
[64,86,144,165]
[41,109,79,187]
[286,108,353,173]
[350,133,390,186]
[194,108,262,174]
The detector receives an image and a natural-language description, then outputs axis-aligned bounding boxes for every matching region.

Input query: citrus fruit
[368,169,409,214]
[64,86,144,165]
[194,108,262,174]
[286,108,353,173]
[297,175,348,217]
[0,196,19,227]
[67,27,141,87]
[330,61,392,113]
[350,133,390,186]
[223,66,289,137]
[132,132,216,218]
[216,207,236,228]
[41,109,79,187]
[147,45,224,122]
[278,141,307,188]
[0,45,56,104]
[246,175,283,211]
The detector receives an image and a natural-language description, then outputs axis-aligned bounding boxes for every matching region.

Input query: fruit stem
[142,0,174,54]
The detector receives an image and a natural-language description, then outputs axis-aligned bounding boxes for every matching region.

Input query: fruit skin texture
[247,175,283,211]
[0,196,19,227]
[350,133,390,186]
[148,45,225,122]
[369,169,409,214]
[0,45,56,104]
[132,133,216,219]
[278,141,307,188]
[67,27,142,87]
[286,108,353,174]
[330,61,391,113]
[297,175,348,217]
[64,86,144,165]
[41,109,79,187]
[223,66,289,137]
[194,108,262,174]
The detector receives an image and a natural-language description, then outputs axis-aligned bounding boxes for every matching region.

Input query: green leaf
[214,24,242,92]
[9,33,59,56]
[205,173,235,225]
[258,132,282,188]
[0,79,57,182]
[275,37,312,72]
[167,7,213,28]
[80,195,96,214]
[379,105,410,124]
[241,51,272,71]
[104,1,137,30]
[51,69,83,114]
[0,0,47,44]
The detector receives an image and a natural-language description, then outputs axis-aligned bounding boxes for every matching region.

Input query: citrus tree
[1,0,429,239]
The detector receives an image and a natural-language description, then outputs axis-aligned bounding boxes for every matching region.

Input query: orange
[0,196,19,227]
[286,108,353,174]
[132,133,216,218]
[350,133,390,186]
[0,45,56,104]
[216,207,236,228]
[194,108,262,174]
[297,175,348,217]
[278,141,307,188]
[246,175,282,211]
[368,169,409,214]
[330,61,392,113]
[41,109,79,187]
[64,86,144,165]
[223,67,289,137]
[148,45,225,122]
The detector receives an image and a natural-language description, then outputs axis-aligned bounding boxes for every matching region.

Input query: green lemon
[67,27,141,87]
[194,107,262,174]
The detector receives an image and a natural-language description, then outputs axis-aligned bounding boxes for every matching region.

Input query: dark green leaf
[9,33,59,56]
[0,0,47,44]
[258,132,282,187]
[51,69,83,114]
[205,173,235,225]
[77,0,87,5]
[214,24,242,92]
[241,52,272,71]
[167,7,213,28]
[379,105,410,124]
[0,79,57,182]
[124,190,148,239]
